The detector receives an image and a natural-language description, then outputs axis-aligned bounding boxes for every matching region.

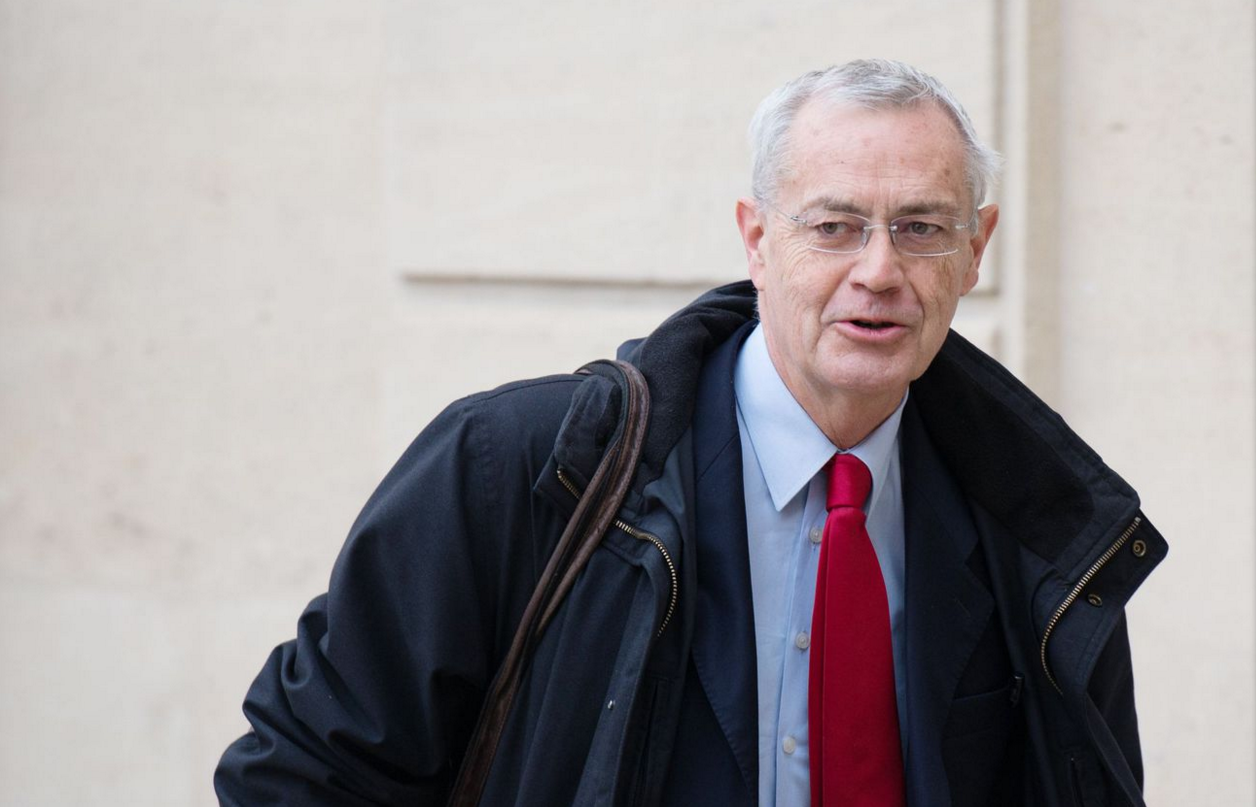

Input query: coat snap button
[1131,539,1147,558]
[1086,593,1103,607]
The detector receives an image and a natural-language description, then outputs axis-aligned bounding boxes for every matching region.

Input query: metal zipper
[1039,516,1142,693]
[557,467,678,636]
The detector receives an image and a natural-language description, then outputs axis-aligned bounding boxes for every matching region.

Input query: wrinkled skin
[735,101,999,448]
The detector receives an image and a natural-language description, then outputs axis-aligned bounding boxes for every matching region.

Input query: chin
[818,364,912,402]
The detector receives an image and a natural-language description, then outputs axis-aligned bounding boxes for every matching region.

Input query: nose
[847,225,905,293]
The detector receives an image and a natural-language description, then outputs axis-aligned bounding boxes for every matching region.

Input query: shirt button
[809,526,822,544]
[782,735,797,755]
[795,631,810,650]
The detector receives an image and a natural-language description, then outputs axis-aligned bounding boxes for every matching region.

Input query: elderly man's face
[737,101,998,421]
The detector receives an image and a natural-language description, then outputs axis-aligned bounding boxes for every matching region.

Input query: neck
[767,355,904,451]
[803,388,902,449]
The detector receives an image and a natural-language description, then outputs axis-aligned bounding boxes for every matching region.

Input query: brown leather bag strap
[447,359,651,807]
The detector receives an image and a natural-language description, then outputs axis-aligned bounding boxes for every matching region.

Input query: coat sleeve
[214,382,572,806]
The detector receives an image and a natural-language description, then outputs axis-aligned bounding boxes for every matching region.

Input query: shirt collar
[733,323,907,512]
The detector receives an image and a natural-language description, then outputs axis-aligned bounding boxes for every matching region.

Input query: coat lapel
[689,322,759,799]
[899,397,995,805]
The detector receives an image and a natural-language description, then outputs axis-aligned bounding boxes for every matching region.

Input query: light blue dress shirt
[733,324,908,807]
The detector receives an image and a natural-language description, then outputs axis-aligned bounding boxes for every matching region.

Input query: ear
[735,197,769,290]
[960,203,999,296]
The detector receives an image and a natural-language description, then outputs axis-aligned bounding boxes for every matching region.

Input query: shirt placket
[775,473,827,804]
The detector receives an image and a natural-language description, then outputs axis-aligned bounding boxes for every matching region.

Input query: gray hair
[748,59,1002,212]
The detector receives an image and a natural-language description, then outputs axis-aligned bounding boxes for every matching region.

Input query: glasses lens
[806,212,868,254]
[891,215,965,256]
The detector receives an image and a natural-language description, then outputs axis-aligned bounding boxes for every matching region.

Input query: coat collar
[619,280,1148,580]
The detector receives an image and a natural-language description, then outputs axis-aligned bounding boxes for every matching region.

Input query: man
[217,60,1165,806]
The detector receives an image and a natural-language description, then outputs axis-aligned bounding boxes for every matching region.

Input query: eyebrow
[804,196,965,218]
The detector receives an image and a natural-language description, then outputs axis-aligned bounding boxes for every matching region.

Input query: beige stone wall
[1,1,1251,804]
[1052,3,1255,800]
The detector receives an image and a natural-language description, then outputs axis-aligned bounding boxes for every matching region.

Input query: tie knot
[826,453,872,511]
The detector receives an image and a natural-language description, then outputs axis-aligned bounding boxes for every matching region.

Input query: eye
[813,214,867,237]
[900,219,942,237]
[890,215,965,256]
[802,212,869,254]
[817,219,856,236]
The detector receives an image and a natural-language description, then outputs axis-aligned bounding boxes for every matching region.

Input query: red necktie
[809,454,905,806]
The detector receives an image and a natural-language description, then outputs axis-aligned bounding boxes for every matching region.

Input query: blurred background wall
[1,1,1252,804]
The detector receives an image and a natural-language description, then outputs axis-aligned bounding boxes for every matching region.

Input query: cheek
[776,237,816,267]
[779,266,835,331]
[761,246,824,305]
[917,261,968,313]
[779,248,836,299]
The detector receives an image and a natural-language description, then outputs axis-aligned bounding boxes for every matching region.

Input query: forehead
[781,100,969,213]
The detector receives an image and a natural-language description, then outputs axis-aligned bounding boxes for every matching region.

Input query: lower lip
[834,321,907,343]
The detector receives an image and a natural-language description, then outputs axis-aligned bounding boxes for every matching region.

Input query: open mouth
[851,320,898,331]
